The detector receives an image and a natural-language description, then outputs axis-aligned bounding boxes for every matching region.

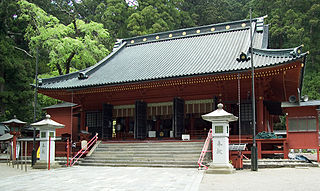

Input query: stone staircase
[79,141,205,168]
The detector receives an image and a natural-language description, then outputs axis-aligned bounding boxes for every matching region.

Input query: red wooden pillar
[284,116,289,159]
[283,141,289,159]
[257,140,262,159]
[257,96,264,133]
[12,135,17,161]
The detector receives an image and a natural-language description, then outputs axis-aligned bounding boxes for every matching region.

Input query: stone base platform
[206,163,235,174]
[33,161,61,169]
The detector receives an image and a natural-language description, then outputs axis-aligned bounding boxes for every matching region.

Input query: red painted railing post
[66,138,69,167]
[198,129,213,169]
[69,133,98,167]
[48,136,51,170]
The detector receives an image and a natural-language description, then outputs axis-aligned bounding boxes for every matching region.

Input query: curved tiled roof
[38,17,307,90]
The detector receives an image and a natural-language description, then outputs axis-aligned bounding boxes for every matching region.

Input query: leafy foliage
[0,36,34,122]
[0,0,35,122]
[249,0,320,99]
[19,0,112,75]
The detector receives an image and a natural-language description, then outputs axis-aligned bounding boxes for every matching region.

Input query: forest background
[1,0,320,123]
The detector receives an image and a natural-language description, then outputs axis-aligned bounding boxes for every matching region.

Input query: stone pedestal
[206,163,235,174]
[33,161,61,169]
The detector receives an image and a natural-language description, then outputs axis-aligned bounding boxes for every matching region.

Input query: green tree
[78,0,132,39]
[0,0,35,122]
[19,0,112,75]
[249,0,320,99]
[183,0,249,26]
[126,0,195,36]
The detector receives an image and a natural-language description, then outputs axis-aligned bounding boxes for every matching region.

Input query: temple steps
[79,163,196,168]
[79,141,205,168]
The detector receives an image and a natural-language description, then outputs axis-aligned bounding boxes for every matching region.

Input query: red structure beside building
[282,101,320,161]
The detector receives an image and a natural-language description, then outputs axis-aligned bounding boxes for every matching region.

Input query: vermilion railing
[197,129,213,169]
[68,133,98,167]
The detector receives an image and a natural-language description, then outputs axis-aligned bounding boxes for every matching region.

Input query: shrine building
[37,17,309,149]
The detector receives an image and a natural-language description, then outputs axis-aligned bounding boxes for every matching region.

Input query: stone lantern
[1,116,26,160]
[202,103,238,174]
[31,115,64,169]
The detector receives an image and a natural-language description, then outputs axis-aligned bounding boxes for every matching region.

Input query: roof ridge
[122,17,265,47]
[128,27,249,48]
[125,18,258,40]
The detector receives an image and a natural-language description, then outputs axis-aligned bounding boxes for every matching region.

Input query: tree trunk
[65,52,76,74]
[56,63,63,75]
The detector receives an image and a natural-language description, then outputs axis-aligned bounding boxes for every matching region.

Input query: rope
[238,73,241,145]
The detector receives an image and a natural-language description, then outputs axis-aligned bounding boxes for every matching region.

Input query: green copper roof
[38,17,307,90]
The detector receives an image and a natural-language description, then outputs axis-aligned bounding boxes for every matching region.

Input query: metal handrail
[68,133,98,167]
[197,129,213,169]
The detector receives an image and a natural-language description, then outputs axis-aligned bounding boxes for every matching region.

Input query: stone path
[200,167,320,191]
[0,164,203,191]
[1,163,320,191]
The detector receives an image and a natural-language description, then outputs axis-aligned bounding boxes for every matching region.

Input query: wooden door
[134,100,147,139]
[173,97,185,138]
[102,104,113,139]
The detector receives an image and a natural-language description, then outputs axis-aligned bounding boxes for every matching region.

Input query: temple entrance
[85,99,257,141]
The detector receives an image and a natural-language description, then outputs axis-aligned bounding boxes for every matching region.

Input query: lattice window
[86,112,102,128]
[240,103,252,121]
[288,117,317,132]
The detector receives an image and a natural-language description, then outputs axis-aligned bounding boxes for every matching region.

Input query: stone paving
[1,163,320,191]
[0,164,203,191]
[200,167,320,191]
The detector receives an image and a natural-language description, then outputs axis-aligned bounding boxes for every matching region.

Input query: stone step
[84,156,199,162]
[243,159,319,168]
[81,159,197,165]
[95,147,203,151]
[243,159,315,164]
[81,141,205,168]
[99,142,204,147]
[79,162,197,168]
[91,150,201,155]
[90,153,200,158]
